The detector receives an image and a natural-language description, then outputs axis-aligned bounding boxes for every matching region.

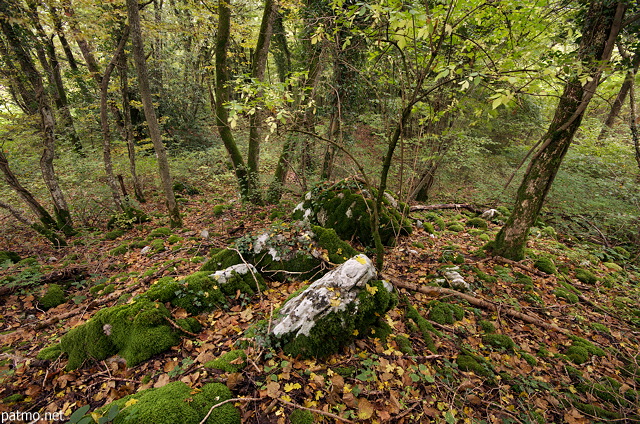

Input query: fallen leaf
[357,398,374,420]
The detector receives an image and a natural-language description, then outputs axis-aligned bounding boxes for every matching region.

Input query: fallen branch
[492,256,550,278]
[385,273,567,333]
[199,397,261,424]
[409,203,484,214]
[164,316,199,337]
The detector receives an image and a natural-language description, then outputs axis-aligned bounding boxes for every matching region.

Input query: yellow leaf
[330,297,341,307]
[91,412,101,422]
[125,398,139,408]
[284,383,301,392]
[365,284,378,295]
[280,394,292,402]
[352,329,359,336]
[355,256,367,264]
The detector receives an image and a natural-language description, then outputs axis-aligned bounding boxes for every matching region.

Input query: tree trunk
[0,3,75,235]
[493,1,626,260]
[119,51,146,203]
[214,0,254,202]
[246,0,277,204]
[270,12,291,83]
[100,27,130,212]
[126,0,182,227]
[598,49,640,141]
[629,72,640,172]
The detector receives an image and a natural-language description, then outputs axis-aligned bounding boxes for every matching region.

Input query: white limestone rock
[271,254,378,338]
[481,209,499,220]
[210,263,258,284]
[443,267,471,292]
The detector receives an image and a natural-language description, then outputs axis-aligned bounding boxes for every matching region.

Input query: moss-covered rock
[145,267,265,315]
[173,181,201,196]
[36,344,62,361]
[394,335,414,355]
[39,284,66,309]
[201,222,358,281]
[105,228,125,240]
[204,350,247,373]
[0,251,20,264]
[466,217,488,229]
[428,300,464,325]
[446,223,465,232]
[456,353,493,377]
[534,257,556,274]
[291,179,412,247]
[575,268,597,285]
[97,381,239,424]
[554,289,579,304]
[110,243,129,256]
[149,227,172,238]
[269,256,397,358]
[479,320,495,333]
[566,336,605,364]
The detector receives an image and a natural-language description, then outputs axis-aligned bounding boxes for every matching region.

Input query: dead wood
[0,266,89,297]
[409,203,485,214]
[385,273,567,333]
[492,256,550,278]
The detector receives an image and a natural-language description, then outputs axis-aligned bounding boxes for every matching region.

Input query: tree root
[385,273,567,333]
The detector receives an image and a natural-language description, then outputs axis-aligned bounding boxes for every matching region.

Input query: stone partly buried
[267,254,397,358]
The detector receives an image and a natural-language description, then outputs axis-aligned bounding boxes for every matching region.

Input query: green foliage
[39,284,66,309]
[456,353,493,377]
[422,213,446,231]
[0,251,20,265]
[150,239,165,253]
[107,208,150,230]
[204,350,247,373]
[289,409,314,424]
[213,204,228,216]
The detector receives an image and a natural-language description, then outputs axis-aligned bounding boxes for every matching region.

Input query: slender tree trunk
[126,0,182,227]
[598,49,640,141]
[629,73,640,172]
[270,12,291,83]
[493,1,626,260]
[0,4,74,235]
[100,27,130,212]
[214,0,253,202]
[246,0,277,204]
[119,52,146,203]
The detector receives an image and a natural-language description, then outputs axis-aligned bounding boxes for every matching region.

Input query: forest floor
[0,188,639,424]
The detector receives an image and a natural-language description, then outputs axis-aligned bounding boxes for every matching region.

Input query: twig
[492,256,549,278]
[164,316,199,337]
[199,397,261,424]
[409,203,485,214]
[227,247,263,302]
[278,398,355,423]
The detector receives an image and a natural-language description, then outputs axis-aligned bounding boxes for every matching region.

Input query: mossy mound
[145,269,265,315]
[456,353,493,377]
[149,227,172,238]
[404,303,438,353]
[52,299,201,370]
[291,179,412,247]
[428,300,464,325]
[446,223,465,232]
[97,381,239,424]
[483,334,516,351]
[0,251,21,264]
[36,344,62,361]
[466,217,488,229]
[533,257,556,274]
[394,335,415,355]
[565,336,605,364]
[479,320,495,333]
[289,409,315,424]
[201,222,358,281]
[39,284,66,309]
[273,280,397,358]
[204,350,247,373]
[575,268,597,285]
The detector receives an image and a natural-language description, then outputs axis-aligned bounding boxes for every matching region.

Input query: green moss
[99,381,239,424]
[213,204,227,216]
[428,301,464,325]
[591,323,610,334]
[554,289,579,304]
[57,299,183,370]
[534,257,556,274]
[102,284,116,296]
[456,353,493,377]
[521,353,537,366]
[541,226,556,238]
[477,233,491,242]
[173,181,201,195]
[404,303,438,353]
[572,402,621,420]
[110,243,129,256]
[90,284,106,296]
[479,320,495,333]
[475,269,497,284]
[568,336,605,357]
[149,227,172,238]
[276,281,397,358]
[291,180,412,247]
[150,238,165,253]
[446,223,465,232]
[130,240,148,249]
[2,393,25,404]
[289,409,314,424]
[422,212,446,231]
[105,229,125,240]
[0,251,20,264]
[167,235,183,245]
[566,346,589,364]
[37,344,62,360]
[201,249,242,272]
[575,268,597,285]
[483,334,515,351]
[39,284,66,309]
[394,335,414,355]
[466,218,488,229]
[514,272,533,289]
[204,350,247,373]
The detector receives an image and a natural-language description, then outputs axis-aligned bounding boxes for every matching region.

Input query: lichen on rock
[201,221,358,281]
[268,254,397,358]
[291,179,412,246]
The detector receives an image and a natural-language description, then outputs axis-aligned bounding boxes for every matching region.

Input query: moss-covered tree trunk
[214,0,255,202]
[493,1,627,260]
[127,0,182,227]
